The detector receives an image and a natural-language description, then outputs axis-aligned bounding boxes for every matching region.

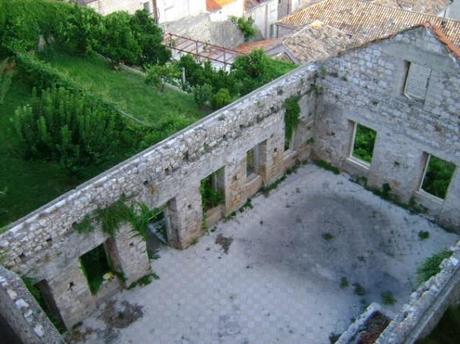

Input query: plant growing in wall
[417,249,453,284]
[231,16,257,41]
[284,95,301,149]
[200,175,225,212]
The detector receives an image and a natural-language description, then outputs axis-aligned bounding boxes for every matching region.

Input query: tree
[98,11,141,67]
[130,10,171,66]
[58,4,102,55]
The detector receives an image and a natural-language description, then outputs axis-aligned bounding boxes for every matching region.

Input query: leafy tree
[12,87,126,173]
[130,10,171,66]
[97,11,141,67]
[57,4,102,55]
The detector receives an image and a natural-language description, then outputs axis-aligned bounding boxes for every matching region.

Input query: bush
[231,16,257,41]
[145,63,180,90]
[212,88,232,109]
[193,83,213,108]
[12,86,126,173]
[98,11,141,67]
[0,1,170,67]
[130,10,171,66]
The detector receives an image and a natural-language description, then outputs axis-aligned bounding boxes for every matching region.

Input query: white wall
[246,0,278,38]
[86,0,148,15]
[156,0,206,23]
[209,0,244,21]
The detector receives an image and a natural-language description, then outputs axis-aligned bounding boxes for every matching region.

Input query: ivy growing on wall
[73,198,159,240]
[284,95,301,149]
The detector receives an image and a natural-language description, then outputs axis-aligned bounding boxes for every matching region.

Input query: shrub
[130,10,171,66]
[12,86,126,173]
[417,250,453,283]
[98,11,141,67]
[57,4,103,55]
[145,63,179,91]
[231,16,257,41]
[212,88,232,110]
[193,83,213,108]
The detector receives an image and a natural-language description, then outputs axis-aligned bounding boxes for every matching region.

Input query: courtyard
[70,164,458,344]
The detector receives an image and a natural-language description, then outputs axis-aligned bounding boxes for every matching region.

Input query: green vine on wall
[284,95,301,148]
[73,198,159,240]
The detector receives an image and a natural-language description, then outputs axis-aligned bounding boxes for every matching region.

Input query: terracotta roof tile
[277,0,460,47]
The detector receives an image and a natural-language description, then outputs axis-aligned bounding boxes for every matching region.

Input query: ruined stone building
[0,20,459,342]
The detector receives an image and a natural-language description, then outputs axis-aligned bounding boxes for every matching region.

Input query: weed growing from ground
[340,277,349,289]
[353,283,366,296]
[322,232,334,241]
[418,231,430,240]
[381,291,396,305]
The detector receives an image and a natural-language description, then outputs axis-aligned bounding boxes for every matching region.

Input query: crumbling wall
[315,27,460,231]
[0,266,62,344]
[375,242,460,344]
[0,63,318,328]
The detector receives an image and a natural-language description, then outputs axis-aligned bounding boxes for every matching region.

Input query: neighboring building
[75,0,244,23]
[1,23,460,342]
[274,0,460,41]
[245,0,279,38]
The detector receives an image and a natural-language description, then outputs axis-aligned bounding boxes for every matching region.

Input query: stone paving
[71,164,458,344]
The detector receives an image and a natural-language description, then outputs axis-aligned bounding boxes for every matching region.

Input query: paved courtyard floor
[71,164,458,344]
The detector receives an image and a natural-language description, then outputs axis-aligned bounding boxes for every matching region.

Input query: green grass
[41,50,204,126]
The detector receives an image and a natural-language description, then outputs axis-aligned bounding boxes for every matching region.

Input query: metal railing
[164,32,244,67]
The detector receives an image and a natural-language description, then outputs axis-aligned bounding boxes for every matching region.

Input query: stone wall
[314,27,460,230]
[0,63,318,328]
[375,242,460,343]
[0,266,63,344]
[0,25,459,338]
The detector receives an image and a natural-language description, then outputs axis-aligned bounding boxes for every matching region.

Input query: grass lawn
[41,50,204,126]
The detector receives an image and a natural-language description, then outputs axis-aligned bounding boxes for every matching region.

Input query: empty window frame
[350,123,377,164]
[420,154,456,199]
[23,279,66,332]
[403,61,431,101]
[148,208,169,244]
[246,143,265,177]
[80,244,113,295]
[200,168,225,211]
